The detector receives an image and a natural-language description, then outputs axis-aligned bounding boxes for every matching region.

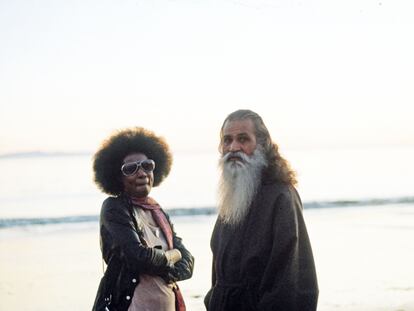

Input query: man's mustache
[222,151,250,163]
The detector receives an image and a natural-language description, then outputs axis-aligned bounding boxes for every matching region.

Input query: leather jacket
[92,195,194,311]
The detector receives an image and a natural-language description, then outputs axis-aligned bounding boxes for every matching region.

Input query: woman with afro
[92,127,194,311]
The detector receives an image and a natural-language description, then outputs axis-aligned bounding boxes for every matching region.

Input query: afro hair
[93,127,173,196]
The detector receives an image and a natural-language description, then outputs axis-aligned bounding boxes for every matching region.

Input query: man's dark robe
[205,181,319,311]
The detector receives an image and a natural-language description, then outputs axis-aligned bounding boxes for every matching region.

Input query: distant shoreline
[0,151,92,159]
[2,145,414,160]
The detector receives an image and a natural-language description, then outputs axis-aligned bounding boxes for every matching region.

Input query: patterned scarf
[129,196,173,249]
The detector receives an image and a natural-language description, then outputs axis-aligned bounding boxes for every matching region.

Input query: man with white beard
[217,148,267,225]
[205,110,319,311]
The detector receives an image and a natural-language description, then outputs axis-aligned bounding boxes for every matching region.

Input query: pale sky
[1,0,413,154]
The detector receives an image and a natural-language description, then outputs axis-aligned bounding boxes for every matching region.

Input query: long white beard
[217,148,267,225]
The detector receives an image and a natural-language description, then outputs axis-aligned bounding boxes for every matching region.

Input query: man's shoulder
[261,182,301,208]
[262,181,293,195]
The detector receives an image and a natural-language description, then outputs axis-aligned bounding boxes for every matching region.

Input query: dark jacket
[204,182,318,311]
[92,195,194,311]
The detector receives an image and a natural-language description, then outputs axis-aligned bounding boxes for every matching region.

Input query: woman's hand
[165,249,182,266]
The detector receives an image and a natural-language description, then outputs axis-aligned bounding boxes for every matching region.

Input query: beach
[1,148,414,310]
[1,204,414,311]
[2,0,414,308]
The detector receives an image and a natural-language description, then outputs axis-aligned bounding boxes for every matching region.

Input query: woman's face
[121,152,154,198]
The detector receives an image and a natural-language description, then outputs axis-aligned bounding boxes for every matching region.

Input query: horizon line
[2,144,414,159]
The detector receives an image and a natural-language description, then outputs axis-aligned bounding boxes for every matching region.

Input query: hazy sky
[1,0,413,154]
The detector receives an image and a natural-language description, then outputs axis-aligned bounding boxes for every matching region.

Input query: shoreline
[2,198,414,229]
[1,206,414,310]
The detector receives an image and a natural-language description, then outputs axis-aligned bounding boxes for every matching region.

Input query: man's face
[221,119,257,158]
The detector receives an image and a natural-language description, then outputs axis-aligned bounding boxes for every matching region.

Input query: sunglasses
[121,159,156,176]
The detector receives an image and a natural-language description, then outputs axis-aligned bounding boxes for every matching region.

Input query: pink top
[127,209,175,311]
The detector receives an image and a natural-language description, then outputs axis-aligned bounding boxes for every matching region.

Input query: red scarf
[129,196,173,250]
[129,195,186,311]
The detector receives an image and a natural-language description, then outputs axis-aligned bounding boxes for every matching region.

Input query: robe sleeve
[257,188,318,311]
[203,256,215,308]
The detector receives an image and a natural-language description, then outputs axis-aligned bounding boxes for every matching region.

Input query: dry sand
[1,207,414,311]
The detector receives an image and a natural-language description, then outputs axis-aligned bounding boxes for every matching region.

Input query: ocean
[0,147,413,225]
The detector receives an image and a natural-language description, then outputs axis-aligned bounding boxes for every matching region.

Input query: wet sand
[1,207,414,310]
